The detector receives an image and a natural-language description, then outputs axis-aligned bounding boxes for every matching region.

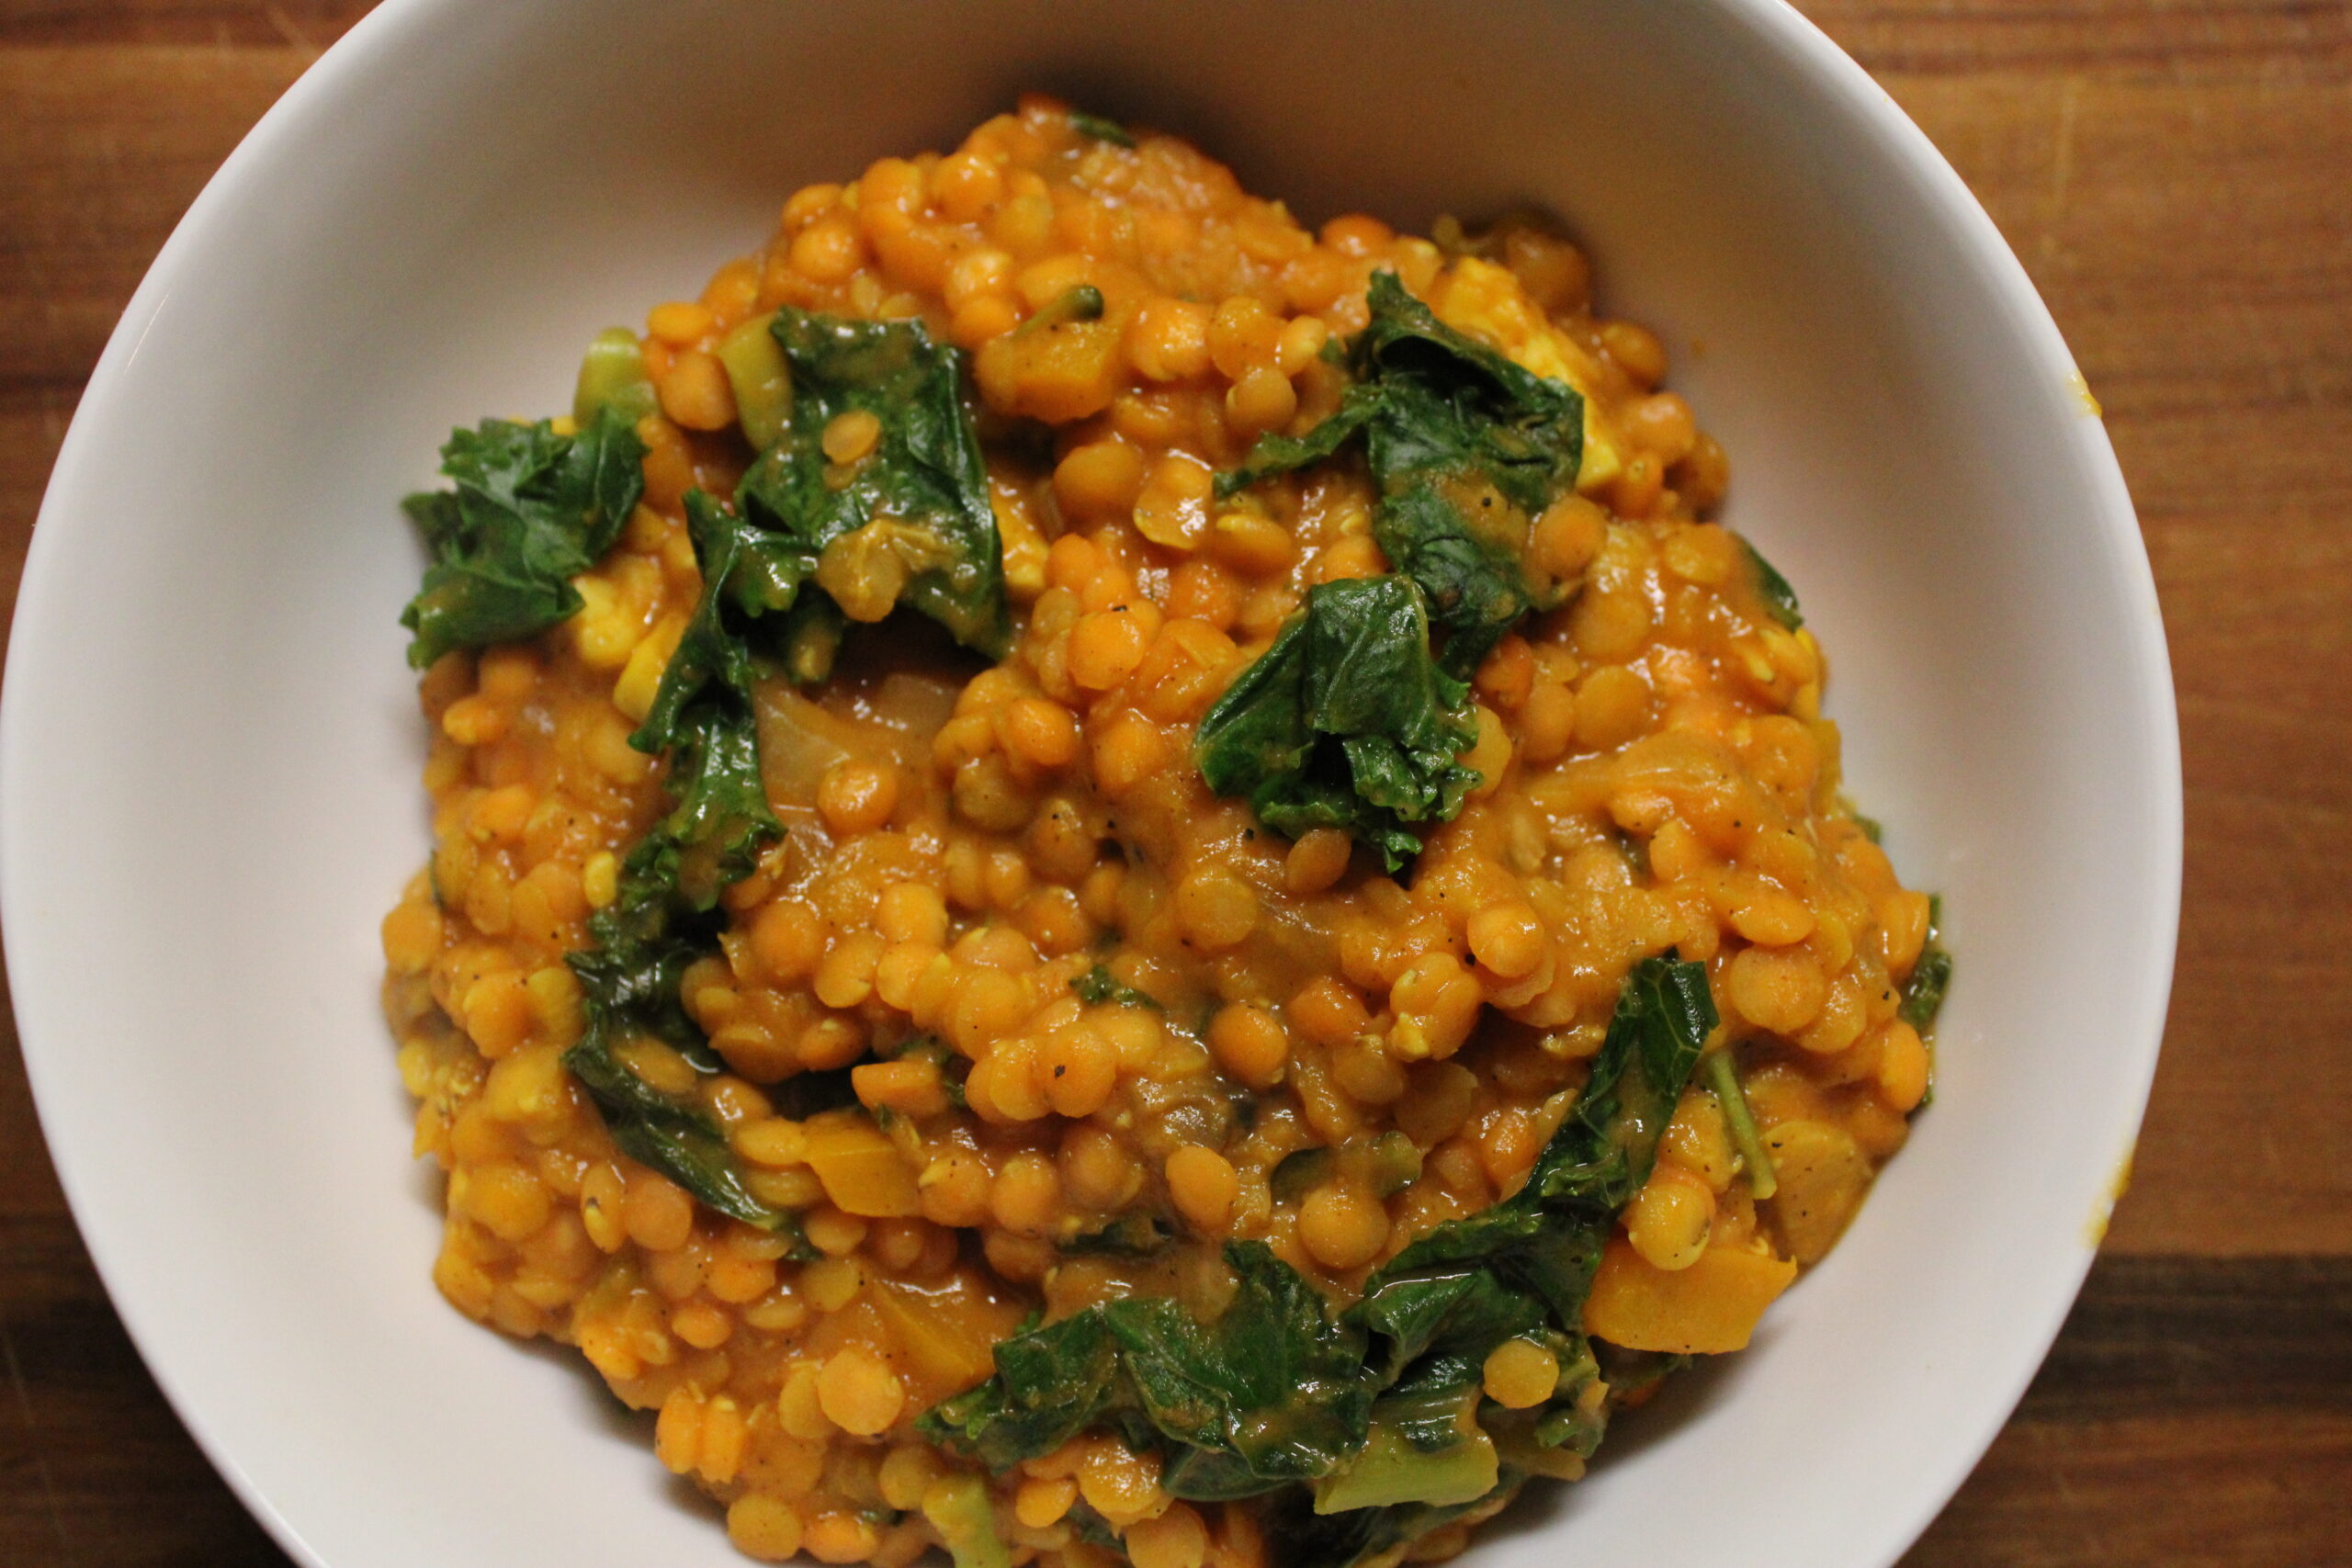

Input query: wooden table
[3,4,2346,1562]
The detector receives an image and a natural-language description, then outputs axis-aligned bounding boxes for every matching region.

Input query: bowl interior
[1,3,2176,1566]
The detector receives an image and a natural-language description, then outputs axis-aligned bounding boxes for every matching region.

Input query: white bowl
[1,3,2178,1565]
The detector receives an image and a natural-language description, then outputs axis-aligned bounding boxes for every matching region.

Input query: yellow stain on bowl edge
[2067,367,2104,419]
[2085,1142,2134,1247]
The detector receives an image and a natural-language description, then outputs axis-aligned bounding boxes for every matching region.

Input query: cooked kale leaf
[1353,953,1712,1383]
[1901,893,1952,1034]
[1743,538,1804,630]
[921,957,1716,1565]
[1061,1213,1175,1258]
[1269,1146,1337,1203]
[559,694,796,1229]
[560,924,791,1238]
[399,407,645,667]
[1069,110,1136,148]
[1219,271,1586,679]
[1264,1476,1514,1568]
[1204,275,1599,861]
[1073,964,1163,1011]
[636,489,809,750]
[557,490,797,1234]
[1193,574,1480,871]
[1216,389,1378,498]
[559,1005,782,1229]
[1300,953,1713,1551]
[921,1240,1372,1501]
[735,307,1009,655]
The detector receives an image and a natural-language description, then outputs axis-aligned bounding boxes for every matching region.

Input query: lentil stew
[379,96,1949,1568]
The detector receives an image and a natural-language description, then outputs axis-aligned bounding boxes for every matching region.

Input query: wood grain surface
[3,3,2347,1563]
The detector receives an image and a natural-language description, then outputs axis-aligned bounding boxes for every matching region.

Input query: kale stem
[1012,284,1104,335]
[1702,1050,1778,1201]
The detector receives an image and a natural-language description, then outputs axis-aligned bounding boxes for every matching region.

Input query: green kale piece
[561,818,800,1234]
[399,407,644,667]
[1204,274,1596,860]
[1069,110,1136,147]
[1351,274,1585,677]
[921,1473,1012,1568]
[1073,964,1163,1010]
[635,489,813,753]
[1351,954,1712,1386]
[1216,389,1379,499]
[1269,1146,1337,1203]
[1896,893,1952,1034]
[1595,1343,1693,1403]
[770,1066,865,1121]
[1263,1475,1521,1568]
[1193,574,1480,872]
[560,768,797,1230]
[557,491,799,1236]
[1300,954,1713,1553]
[1219,271,1586,679]
[1061,1213,1175,1258]
[921,1240,1373,1501]
[1902,938,1952,1032]
[559,1004,783,1232]
[1743,538,1804,630]
[735,307,1009,655]
[882,1036,968,1111]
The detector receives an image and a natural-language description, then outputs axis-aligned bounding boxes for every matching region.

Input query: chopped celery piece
[1368,1130,1424,1197]
[718,311,793,449]
[921,1473,1010,1568]
[572,326,658,426]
